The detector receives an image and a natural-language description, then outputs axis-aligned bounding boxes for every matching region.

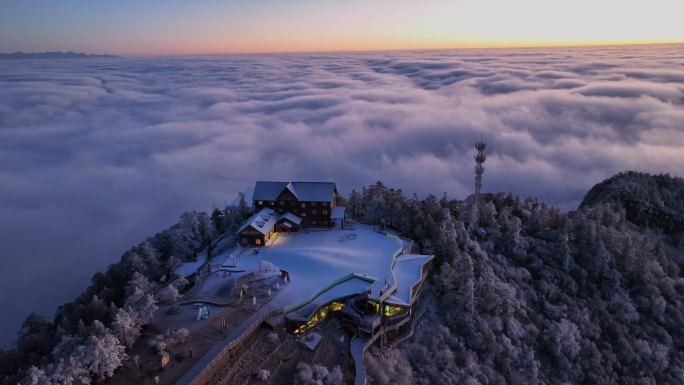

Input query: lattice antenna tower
[473,135,487,228]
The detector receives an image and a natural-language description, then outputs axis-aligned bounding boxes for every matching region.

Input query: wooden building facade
[252,181,339,227]
[237,208,278,247]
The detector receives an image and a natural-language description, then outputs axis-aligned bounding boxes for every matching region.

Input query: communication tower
[473,136,487,228]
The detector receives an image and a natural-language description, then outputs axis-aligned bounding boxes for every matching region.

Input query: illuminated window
[383,304,405,317]
[255,239,261,245]
[293,301,345,334]
[301,213,307,217]
[258,200,263,205]
[300,203,306,208]
[368,300,380,314]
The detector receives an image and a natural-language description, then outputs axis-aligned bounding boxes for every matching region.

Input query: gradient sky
[1,0,683,55]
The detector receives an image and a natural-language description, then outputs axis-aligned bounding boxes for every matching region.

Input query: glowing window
[384,304,405,317]
[368,300,380,314]
[293,301,345,334]
[255,239,261,245]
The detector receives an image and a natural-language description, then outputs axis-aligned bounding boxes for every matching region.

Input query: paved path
[350,335,370,385]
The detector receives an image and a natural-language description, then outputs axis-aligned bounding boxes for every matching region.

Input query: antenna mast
[473,135,487,228]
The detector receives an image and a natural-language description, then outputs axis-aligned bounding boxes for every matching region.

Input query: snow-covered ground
[218,224,428,315]
[175,251,207,277]
[179,223,431,319]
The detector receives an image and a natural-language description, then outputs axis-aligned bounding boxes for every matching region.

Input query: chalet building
[252,181,340,227]
[237,208,278,246]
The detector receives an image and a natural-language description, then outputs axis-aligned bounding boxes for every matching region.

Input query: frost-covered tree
[347,189,363,219]
[76,330,126,379]
[434,208,461,262]
[50,356,90,385]
[22,366,53,385]
[293,363,343,385]
[158,284,179,305]
[211,207,225,234]
[111,306,141,349]
[124,272,157,326]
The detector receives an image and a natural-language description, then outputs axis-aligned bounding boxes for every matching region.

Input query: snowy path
[351,335,370,385]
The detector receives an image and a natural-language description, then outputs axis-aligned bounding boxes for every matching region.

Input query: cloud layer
[1,44,683,345]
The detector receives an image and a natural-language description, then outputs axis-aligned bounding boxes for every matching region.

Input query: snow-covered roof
[237,208,278,236]
[331,206,346,219]
[286,276,372,320]
[392,254,434,304]
[253,181,337,202]
[278,212,302,225]
[231,225,432,319]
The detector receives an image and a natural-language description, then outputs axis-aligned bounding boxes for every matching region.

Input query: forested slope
[357,174,684,385]
[4,172,683,385]
[581,171,684,237]
[0,209,245,385]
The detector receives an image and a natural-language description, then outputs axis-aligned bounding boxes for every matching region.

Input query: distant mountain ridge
[0,51,116,59]
[581,171,684,234]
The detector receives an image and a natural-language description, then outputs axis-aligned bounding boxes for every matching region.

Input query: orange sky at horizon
[1,0,682,56]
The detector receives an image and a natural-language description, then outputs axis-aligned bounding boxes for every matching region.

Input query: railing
[368,233,403,303]
[180,307,282,385]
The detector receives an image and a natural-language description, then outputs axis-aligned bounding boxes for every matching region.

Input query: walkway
[350,335,370,385]
[175,302,281,385]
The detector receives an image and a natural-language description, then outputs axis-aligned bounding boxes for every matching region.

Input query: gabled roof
[278,212,302,225]
[253,182,288,201]
[237,208,278,236]
[253,181,337,202]
[284,182,299,200]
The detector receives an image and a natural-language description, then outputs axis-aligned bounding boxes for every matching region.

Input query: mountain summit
[581,171,684,234]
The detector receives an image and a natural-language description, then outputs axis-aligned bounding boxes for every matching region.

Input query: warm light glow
[0,0,681,55]
[293,301,344,334]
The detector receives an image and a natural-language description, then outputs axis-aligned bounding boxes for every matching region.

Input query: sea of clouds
[1,44,683,345]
